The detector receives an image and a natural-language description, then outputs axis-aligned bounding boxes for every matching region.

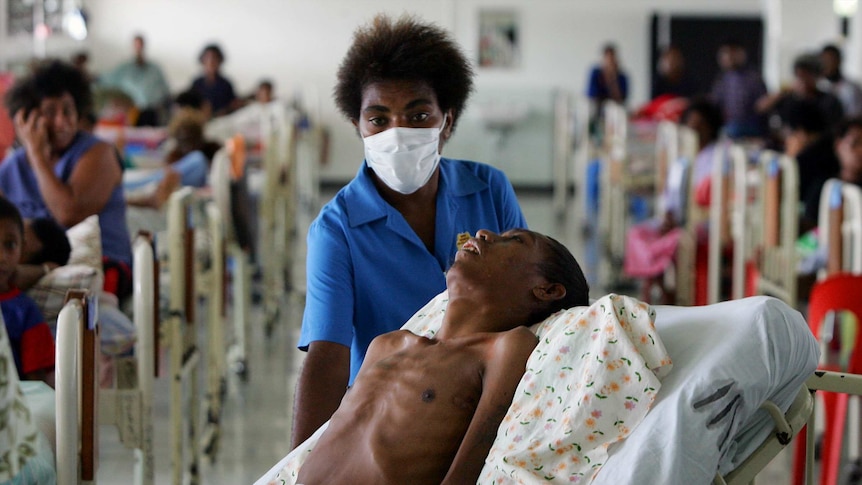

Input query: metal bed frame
[751,151,799,306]
[818,178,862,275]
[651,120,699,305]
[210,143,252,379]
[56,290,98,485]
[97,234,158,485]
[165,187,228,485]
[259,104,296,335]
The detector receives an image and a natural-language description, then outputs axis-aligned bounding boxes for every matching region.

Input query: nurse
[291,14,527,447]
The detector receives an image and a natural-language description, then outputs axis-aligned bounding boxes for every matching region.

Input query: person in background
[780,98,840,202]
[253,79,274,104]
[190,43,239,117]
[124,107,218,209]
[758,53,844,134]
[587,43,628,134]
[70,51,96,84]
[100,34,171,126]
[292,14,527,449]
[0,60,133,299]
[0,196,54,385]
[800,117,862,232]
[652,45,697,99]
[819,44,862,118]
[710,39,768,139]
[173,88,211,119]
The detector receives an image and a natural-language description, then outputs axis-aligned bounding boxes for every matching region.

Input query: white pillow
[66,215,103,270]
[27,215,104,332]
[27,264,100,333]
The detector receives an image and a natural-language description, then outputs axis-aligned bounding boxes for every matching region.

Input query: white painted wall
[75,0,843,182]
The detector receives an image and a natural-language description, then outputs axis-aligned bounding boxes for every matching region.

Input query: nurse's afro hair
[333,14,474,133]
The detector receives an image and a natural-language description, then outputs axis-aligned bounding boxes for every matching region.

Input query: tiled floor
[96,189,797,484]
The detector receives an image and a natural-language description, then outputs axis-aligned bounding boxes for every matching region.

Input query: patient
[296,228,589,485]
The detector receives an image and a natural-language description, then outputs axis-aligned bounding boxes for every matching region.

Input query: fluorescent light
[835,0,858,18]
[63,8,88,41]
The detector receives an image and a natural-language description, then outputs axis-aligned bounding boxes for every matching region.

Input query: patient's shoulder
[489,326,537,359]
[365,330,419,362]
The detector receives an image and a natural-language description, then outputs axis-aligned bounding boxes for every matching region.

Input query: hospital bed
[292,121,326,296]
[257,102,297,334]
[817,178,862,275]
[258,293,819,484]
[164,187,231,484]
[96,234,158,485]
[55,290,99,485]
[552,90,589,219]
[597,101,629,285]
[570,95,592,225]
[706,142,748,303]
[650,120,699,305]
[210,143,253,378]
[748,151,799,305]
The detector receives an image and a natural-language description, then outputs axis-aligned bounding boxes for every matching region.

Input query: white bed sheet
[593,296,818,484]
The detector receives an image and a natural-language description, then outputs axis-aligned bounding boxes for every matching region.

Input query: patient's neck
[436,296,522,340]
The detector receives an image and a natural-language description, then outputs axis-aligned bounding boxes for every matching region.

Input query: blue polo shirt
[299,158,527,383]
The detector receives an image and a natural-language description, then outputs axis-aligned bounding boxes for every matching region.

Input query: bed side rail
[56,289,97,485]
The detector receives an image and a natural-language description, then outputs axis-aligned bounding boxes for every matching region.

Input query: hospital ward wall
[84,0,836,186]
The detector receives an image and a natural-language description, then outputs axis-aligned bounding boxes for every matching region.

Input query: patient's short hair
[27,218,71,265]
[531,235,590,322]
[333,14,473,133]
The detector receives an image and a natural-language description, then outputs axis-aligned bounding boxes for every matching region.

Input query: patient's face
[837,126,862,183]
[448,229,548,304]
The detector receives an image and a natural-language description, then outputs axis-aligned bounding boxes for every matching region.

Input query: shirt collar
[344,157,489,227]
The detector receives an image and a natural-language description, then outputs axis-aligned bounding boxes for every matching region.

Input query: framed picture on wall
[478,9,520,69]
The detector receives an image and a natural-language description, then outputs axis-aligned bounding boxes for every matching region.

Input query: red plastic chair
[793,273,862,485]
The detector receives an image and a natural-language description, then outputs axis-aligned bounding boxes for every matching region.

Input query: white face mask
[363,116,447,194]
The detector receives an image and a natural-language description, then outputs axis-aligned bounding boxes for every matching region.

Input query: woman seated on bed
[295,229,588,485]
[0,60,133,299]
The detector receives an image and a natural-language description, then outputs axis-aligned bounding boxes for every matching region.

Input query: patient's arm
[442,327,537,484]
[290,341,350,449]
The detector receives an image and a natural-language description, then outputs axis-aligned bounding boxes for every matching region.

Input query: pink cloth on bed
[623,222,682,278]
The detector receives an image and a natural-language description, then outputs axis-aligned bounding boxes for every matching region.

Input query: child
[0,196,55,384]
